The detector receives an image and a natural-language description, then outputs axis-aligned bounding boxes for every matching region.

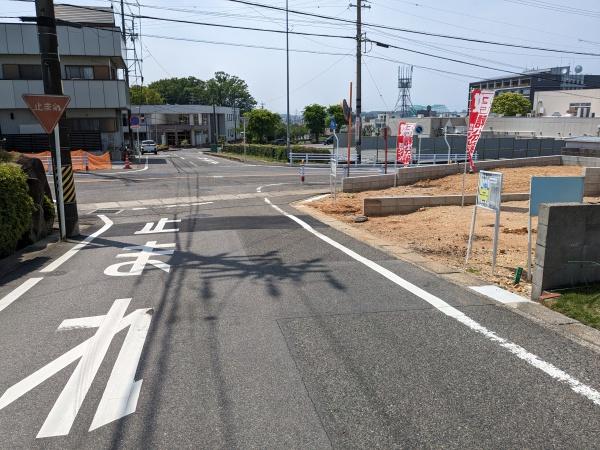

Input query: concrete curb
[292,198,600,354]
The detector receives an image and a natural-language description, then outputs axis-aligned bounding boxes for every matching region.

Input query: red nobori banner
[467,89,495,171]
[396,121,416,165]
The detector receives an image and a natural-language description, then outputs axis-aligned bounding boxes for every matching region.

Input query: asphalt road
[2,148,600,448]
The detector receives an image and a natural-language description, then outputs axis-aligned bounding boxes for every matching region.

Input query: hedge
[0,163,34,257]
[222,144,330,161]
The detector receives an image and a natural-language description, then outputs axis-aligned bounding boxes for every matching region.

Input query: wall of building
[534,89,600,118]
[483,117,600,138]
[532,203,600,300]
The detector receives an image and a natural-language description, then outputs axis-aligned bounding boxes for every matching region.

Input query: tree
[327,104,345,132]
[147,77,208,104]
[129,85,165,105]
[205,71,257,113]
[303,104,327,142]
[245,109,282,143]
[290,123,309,143]
[491,92,532,116]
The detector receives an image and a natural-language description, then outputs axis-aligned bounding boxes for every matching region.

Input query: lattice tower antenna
[393,65,414,118]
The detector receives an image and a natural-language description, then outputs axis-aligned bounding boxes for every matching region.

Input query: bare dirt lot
[309,165,598,296]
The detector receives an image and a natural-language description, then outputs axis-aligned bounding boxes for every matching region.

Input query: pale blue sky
[3,0,600,112]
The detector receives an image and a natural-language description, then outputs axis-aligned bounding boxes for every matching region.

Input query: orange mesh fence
[13,150,112,171]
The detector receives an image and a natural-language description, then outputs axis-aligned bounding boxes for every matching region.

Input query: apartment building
[0,5,128,153]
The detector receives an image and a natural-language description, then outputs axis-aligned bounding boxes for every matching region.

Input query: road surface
[1,148,600,448]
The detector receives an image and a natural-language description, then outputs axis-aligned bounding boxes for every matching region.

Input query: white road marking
[190,201,213,206]
[264,197,600,407]
[189,161,198,168]
[100,156,149,175]
[198,157,218,165]
[135,218,181,235]
[256,182,293,193]
[302,193,330,203]
[0,307,140,410]
[104,241,175,276]
[470,285,532,304]
[131,207,148,211]
[37,299,130,437]
[0,278,43,314]
[40,215,113,273]
[212,175,224,178]
[90,308,152,431]
[58,315,104,331]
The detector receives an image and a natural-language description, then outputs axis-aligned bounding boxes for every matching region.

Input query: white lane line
[264,197,600,407]
[256,182,293,193]
[131,207,148,211]
[470,285,532,304]
[302,193,330,203]
[40,215,113,273]
[100,156,149,175]
[212,175,224,178]
[190,201,214,206]
[0,278,44,314]
[189,161,198,168]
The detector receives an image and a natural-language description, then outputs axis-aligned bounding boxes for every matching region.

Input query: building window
[1,64,42,80]
[65,65,94,80]
[193,114,200,126]
[93,65,111,80]
[178,114,189,125]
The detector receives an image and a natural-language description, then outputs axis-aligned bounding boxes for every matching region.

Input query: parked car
[272,138,286,145]
[141,140,158,154]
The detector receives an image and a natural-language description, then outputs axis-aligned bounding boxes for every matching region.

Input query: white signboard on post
[466,171,503,273]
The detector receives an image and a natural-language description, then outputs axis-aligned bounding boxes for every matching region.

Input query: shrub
[43,195,55,224]
[0,163,34,257]
[222,144,330,161]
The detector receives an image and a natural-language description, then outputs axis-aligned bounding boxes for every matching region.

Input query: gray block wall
[532,203,600,300]
[584,167,600,196]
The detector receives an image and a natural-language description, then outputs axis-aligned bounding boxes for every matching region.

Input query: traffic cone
[124,151,132,169]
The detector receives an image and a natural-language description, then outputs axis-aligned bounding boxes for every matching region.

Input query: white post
[465,206,478,263]
[53,126,66,240]
[461,158,468,207]
[417,134,421,165]
[492,209,500,274]
[242,117,247,162]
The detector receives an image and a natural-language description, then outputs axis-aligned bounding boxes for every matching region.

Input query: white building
[534,88,600,118]
[0,6,128,153]
[130,104,238,147]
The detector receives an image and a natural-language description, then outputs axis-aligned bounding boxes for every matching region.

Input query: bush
[222,144,330,161]
[0,163,34,257]
[43,195,55,224]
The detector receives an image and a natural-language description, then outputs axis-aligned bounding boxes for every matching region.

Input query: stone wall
[532,203,600,300]
[584,167,600,196]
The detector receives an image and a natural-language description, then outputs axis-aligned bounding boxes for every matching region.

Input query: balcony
[0,79,129,109]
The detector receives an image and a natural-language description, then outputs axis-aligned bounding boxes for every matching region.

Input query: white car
[141,140,158,154]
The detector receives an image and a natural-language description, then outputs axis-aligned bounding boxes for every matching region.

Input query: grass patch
[545,284,600,330]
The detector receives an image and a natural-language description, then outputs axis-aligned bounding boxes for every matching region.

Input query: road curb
[292,198,600,354]
[0,232,60,280]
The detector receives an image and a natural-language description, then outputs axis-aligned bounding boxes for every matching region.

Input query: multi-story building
[0,5,128,153]
[468,66,600,110]
[130,104,238,147]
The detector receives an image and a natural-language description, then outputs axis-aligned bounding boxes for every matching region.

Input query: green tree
[245,109,282,143]
[205,71,257,113]
[327,104,345,132]
[491,92,532,116]
[147,77,208,104]
[290,123,309,143]
[303,104,327,142]
[129,85,165,105]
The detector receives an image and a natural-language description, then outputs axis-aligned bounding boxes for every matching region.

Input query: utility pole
[285,0,291,155]
[121,0,134,152]
[35,0,79,237]
[350,0,369,164]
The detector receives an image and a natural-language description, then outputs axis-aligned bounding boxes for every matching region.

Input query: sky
[3,0,600,113]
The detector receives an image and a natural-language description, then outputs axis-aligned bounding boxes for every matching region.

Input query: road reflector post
[300,164,305,183]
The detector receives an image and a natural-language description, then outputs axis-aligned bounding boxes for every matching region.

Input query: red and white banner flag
[466,89,495,171]
[396,122,416,166]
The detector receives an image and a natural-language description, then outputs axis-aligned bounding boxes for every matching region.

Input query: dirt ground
[310,165,598,296]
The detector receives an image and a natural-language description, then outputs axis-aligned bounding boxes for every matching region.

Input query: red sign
[396,121,416,165]
[22,94,71,134]
[467,89,495,171]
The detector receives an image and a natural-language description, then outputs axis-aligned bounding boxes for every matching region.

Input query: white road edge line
[302,193,330,203]
[264,197,600,407]
[0,277,44,314]
[40,215,114,273]
[98,156,149,175]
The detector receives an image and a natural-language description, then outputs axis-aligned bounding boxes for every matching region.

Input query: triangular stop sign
[22,94,71,134]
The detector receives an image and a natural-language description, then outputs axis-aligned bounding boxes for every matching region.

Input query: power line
[224,0,600,56]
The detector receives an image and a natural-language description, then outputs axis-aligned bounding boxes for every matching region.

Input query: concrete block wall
[584,167,600,196]
[561,155,600,167]
[364,193,529,216]
[532,203,600,300]
[342,156,562,193]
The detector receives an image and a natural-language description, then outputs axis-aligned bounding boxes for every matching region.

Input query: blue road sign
[329,118,337,131]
